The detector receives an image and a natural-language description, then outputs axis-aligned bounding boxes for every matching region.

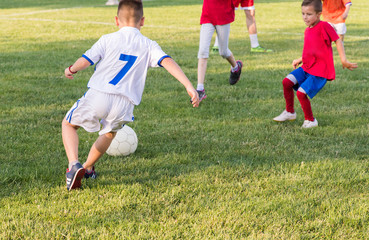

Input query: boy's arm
[341,4,351,20]
[160,57,199,107]
[64,57,91,79]
[335,39,357,70]
[292,57,303,69]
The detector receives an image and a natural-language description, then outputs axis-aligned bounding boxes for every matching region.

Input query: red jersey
[302,21,339,80]
[200,0,235,25]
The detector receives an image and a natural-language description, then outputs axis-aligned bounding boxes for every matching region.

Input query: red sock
[282,78,295,113]
[296,91,314,121]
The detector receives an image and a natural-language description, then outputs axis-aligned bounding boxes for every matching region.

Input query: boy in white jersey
[63,0,199,191]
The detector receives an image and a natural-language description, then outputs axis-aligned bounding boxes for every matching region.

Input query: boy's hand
[342,61,358,71]
[187,87,199,107]
[292,58,302,69]
[64,67,74,79]
[64,58,90,79]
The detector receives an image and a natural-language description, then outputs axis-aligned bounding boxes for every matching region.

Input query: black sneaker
[229,60,243,85]
[197,90,207,102]
[84,166,97,179]
[66,162,85,191]
[191,90,207,104]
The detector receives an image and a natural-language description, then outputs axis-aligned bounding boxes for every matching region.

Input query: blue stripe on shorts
[67,100,80,123]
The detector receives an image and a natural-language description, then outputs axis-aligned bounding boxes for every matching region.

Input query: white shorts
[65,88,134,135]
[329,22,347,35]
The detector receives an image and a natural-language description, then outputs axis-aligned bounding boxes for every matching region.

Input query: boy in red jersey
[196,0,243,102]
[322,0,352,41]
[273,0,357,128]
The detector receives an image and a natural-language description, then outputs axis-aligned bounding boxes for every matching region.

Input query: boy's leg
[226,54,237,68]
[297,73,326,123]
[62,118,80,164]
[339,34,345,42]
[215,24,234,65]
[198,23,215,62]
[296,89,314,121]
[197,58,208,101]
[62,118,85,190]
[215,24,243,85]
[283,78,295,113]
[273,71,302,122]
[197,58,208,88]
[197,23,214,100]
[330,23,346,42]
[244,8,272,52]
[245,9,257,37]
[83,132,117,171]
[297,89,318,128]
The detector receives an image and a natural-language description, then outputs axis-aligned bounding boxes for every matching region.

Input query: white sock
[231,64,239,72]
[197,84,204,91]
[68,160,79,170]
[249,34,259,48]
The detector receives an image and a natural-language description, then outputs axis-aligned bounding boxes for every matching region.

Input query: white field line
[0,17,200,30]
[1,7,82,16]
[0,17,114,26]
[0,14,368,40]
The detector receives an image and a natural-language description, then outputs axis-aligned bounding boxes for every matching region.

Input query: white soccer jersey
[82,27,169,105]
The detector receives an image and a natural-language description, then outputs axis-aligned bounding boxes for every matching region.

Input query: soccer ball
[106,125,138,156]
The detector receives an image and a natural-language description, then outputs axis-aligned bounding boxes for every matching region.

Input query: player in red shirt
[212,0,272,53]
[273,0,357,128]
[196,0,243,103]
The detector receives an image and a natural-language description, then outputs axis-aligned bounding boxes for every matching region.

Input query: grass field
[1,0,369,239]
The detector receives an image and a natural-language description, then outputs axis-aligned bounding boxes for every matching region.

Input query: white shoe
[273,110,296,122]
[302,118,318,128]
[105,0,119,5]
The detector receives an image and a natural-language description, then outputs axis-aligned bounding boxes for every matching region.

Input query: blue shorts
[287,67,327,99]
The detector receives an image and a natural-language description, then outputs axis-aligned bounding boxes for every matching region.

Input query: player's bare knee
[219,50,230,59]
[245,9,255,18]
[62,118,79,130]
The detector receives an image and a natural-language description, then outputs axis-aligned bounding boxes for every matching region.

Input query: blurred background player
[106,0,119,6]
[196,0,243,102]
[212,0,272,54]
[273,0,357,128]
[322,0,352,42]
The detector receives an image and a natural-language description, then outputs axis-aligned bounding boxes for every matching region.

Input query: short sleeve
[82,36,106,65]
[322,22,339,44]
[343,0,352,6]
[148,41,170,68]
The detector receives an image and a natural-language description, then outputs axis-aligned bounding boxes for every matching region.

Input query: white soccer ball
[106,125,138,156]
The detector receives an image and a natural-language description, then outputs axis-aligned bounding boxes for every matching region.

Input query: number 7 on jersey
[109,54,137,85]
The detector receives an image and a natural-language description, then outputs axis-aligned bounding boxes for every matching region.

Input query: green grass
[1,0,369,239]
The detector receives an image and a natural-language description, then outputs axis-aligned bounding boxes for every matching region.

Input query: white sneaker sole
[273,118,296,122]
